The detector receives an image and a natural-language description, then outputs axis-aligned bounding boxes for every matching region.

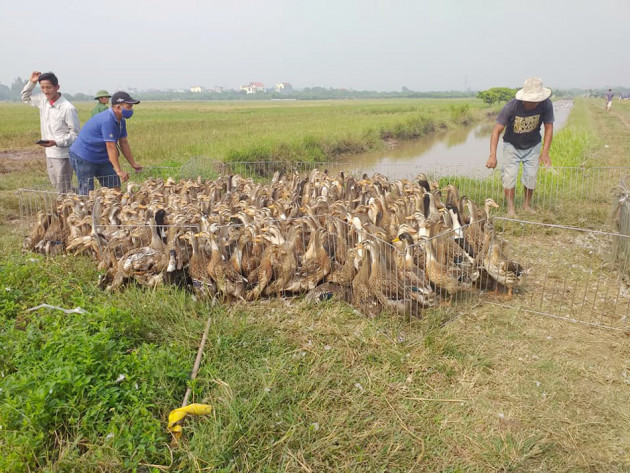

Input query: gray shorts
[47,157,73,193]
[501,142,541,190]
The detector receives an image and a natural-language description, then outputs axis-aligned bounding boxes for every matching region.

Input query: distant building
[190,86,203,93]
[275,82,293,93]
[240,82,266,94]
[213,86,224,93]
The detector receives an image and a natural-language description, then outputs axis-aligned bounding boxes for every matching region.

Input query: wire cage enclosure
[16,160,630,331]
[486,218,629,330]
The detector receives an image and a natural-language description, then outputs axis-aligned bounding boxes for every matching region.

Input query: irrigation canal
[343,100,573,179]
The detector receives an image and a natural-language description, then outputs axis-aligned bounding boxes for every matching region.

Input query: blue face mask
[121,107,134,119]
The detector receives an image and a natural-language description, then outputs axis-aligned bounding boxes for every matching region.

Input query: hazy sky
[1,0,627,94]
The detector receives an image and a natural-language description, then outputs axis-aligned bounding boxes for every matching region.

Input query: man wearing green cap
[91,90,111,117]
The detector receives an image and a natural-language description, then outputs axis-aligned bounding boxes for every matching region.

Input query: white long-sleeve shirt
[21,80,80,159]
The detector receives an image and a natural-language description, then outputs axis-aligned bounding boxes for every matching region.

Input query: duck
[108,210,169,291]
[481,222,528,299]
[25,210,51,250]
[483,197,500,223]
[289,224,331,292]
[245,224,298,300]
[181,231,216,298]
[460,196,487,258]
[205,225,247,301]
[419,235,479,299]
[391,233,437,309]
[352,241,382,318]
[428,220,475,269]
[304,282,352,303]
[263,224,303,297]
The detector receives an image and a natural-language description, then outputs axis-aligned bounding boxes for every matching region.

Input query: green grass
[1,99,488,166]
[1,98,629,472]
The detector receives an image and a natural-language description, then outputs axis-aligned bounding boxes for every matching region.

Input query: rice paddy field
[1,97,629,472]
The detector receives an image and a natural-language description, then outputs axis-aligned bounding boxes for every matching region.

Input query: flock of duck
[25,169,527,317]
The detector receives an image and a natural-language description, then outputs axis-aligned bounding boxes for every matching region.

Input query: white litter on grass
[26,304,87,315]
[354,383,365,392]
[115,374,125,384]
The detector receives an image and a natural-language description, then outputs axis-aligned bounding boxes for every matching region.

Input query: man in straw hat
[486,77,554,217]
[91,90,111,117]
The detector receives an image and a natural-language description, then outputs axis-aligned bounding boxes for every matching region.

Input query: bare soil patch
[0,147,45,174]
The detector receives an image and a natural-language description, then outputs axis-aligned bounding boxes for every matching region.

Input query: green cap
[94,90,111,99]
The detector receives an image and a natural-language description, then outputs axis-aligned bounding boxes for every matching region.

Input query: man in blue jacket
[69,91,143,195]
[486,77,554,217]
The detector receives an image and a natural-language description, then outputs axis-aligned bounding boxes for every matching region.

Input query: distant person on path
[606,89,614,112]
[486,77,554,217]
[21,71,80,193]
[91,90,111,117]
[69,91,143,195]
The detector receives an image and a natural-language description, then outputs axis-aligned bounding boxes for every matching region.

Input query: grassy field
[1,98,629,472]
[0,98,483,165]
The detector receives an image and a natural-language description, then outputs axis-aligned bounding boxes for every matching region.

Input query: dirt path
[611,110,630,130]
[0,148,45,174]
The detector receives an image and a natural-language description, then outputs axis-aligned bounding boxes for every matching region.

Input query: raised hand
[30,71,41,83]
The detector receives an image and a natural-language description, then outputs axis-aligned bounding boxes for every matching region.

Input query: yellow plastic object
[168,403,213,440]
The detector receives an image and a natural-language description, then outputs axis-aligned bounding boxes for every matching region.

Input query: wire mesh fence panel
[18,189,67,252]
[84,166,182,194]
[487,218,630,331]
[17,162,630,332]
[175,158,630,228]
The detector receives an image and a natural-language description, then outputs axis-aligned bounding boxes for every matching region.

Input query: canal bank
[343,100,573,179]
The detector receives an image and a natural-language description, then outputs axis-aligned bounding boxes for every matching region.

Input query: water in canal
[342,100,573,179]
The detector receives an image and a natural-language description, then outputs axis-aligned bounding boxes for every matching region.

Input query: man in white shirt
[22,71,80,193]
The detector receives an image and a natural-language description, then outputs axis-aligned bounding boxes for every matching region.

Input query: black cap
[111,91,140,105]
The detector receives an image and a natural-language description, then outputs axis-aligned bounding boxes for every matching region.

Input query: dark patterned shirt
[497,98,554,150]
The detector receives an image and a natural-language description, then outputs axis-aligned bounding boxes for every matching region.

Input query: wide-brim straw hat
[94,90,111,100]
[515,77,551,102]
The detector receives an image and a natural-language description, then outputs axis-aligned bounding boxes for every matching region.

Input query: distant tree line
[476,86,630,104]
[135,87,478,101]
[1,76,628,102]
